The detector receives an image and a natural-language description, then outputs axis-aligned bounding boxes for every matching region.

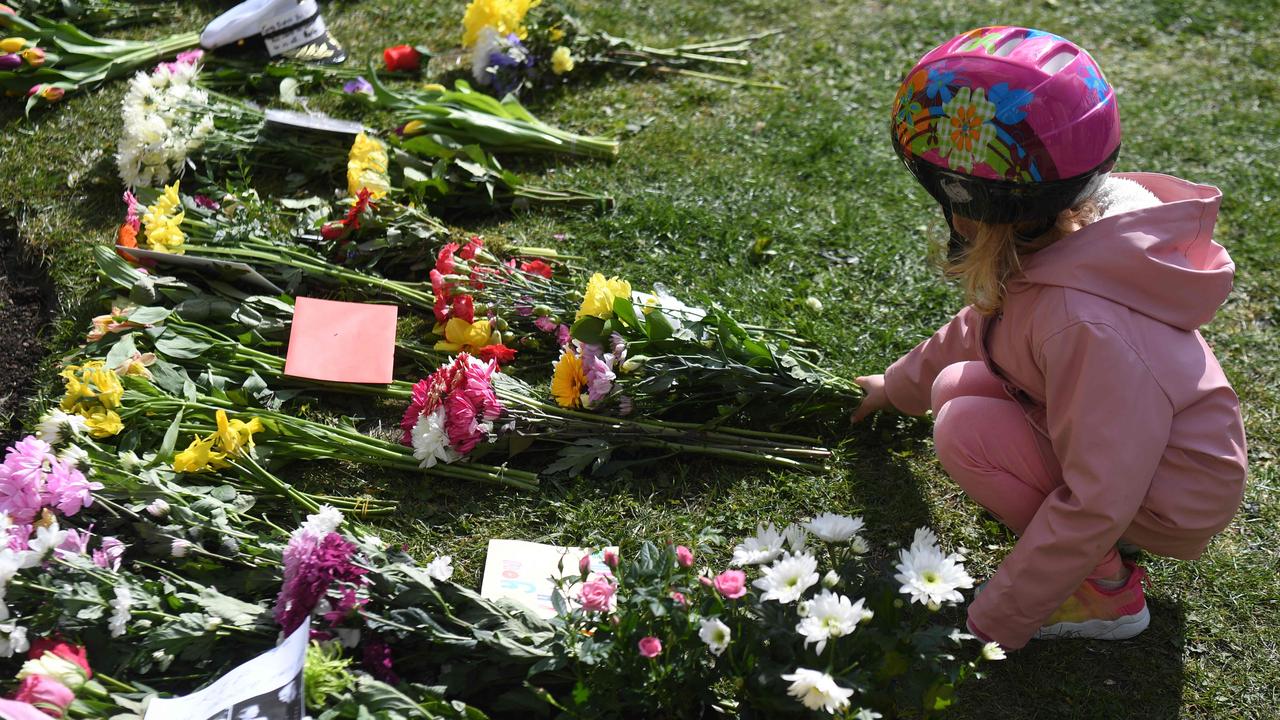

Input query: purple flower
[274,531,368,633]
[192,194,220,211]
[343,76,373,95]
[8,525,32,552]
[57,527,92,558]
[534,316,558,333]
[556,324,572,347]
[0,436,54,524]
[580,344,616,405]
[92,536,125,571]
[362,639,399,684]
[0,54,21,71]
[44,459,102,517]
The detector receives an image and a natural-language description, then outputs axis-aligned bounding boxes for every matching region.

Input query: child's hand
[851,374,890,423]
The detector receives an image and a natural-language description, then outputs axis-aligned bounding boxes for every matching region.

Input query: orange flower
[117,224,138,248]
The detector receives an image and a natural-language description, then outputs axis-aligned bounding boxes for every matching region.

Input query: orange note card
[284,297,398,384]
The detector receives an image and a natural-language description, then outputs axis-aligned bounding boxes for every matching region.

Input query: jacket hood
[1013,172,1233,331]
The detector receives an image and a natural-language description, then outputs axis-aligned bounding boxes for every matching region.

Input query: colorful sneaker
[1033,562,1149,641]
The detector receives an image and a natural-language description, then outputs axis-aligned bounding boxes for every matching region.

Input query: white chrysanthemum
[57,444,90,469]
[0,623,28,658]
[803,513,866,544]
[425,555,454,581]
[117,62,212,187]
[411,408,462,468]
[36,409,88,445]
[698,617,731,656]
[731,522,786,566]
[170,539,192,558]
[981,642,1007,661]
[752,553,819,604]
[893,528,973,609]
[853,710,883,720]
[849,535,870,555]
[108,585,132,638]
[300,504,344,537]
[795,590,873,654]
[22,522,67,569]
[782,523,808,554]
[780,667,854,714]
[822,569,840,589]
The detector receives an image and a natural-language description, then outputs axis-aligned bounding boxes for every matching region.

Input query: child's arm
[966,320,1174,649]
[881,306,986,416]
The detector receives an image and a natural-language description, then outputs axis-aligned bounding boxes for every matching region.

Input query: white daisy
[780,667,854,714]
[795,590,873,654]
[731,522,786,566]
[803,513,865,544]
[411,408,462,468]
[698,617,731,656]
[108,585,132,638]
[752,553,819,604]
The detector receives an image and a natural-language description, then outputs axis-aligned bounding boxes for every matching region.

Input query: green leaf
[611,296,642,332]
[104,332,138,369]
[569,316,607,345]
[645,310,674,342]
[160,408,184,460]
[155,334,212,360]
[126,306,172,324]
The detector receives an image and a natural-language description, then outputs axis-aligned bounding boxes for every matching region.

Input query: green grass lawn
[2,0,1278,717]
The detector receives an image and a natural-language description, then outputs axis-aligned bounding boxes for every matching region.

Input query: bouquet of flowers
[0,4,199,111]
[456,0,782,96]
[551,518,999,717]
[4,0,166,30]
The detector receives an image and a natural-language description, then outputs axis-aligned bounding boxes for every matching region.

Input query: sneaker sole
[1033,604,1150,641]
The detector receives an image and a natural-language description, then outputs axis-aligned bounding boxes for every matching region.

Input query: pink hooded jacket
[883,173,1247,649]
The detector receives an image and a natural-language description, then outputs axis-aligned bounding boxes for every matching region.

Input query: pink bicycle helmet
[891,26,1120,253]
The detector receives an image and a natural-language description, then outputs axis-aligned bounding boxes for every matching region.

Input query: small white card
[142,619,309,720]
[480,540,614,618]
[265,108,365,136]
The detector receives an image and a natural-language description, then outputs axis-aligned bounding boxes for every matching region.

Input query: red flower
[459,235,484,260]
[343,188,375,230]
[436,242,460,275]
[27,639,91,678]
[519,259,554,279]
[320,222,348,241]
[383,45,422,73]
[451,294,475,323]
[116,224,138,249]
[476,344,517,365]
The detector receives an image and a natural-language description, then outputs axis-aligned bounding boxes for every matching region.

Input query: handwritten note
[480,539,615,618]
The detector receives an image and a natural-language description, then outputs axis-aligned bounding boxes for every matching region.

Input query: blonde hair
[946,199,1101,314]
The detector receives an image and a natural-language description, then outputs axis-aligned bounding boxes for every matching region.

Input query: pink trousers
[931,361,1125,580]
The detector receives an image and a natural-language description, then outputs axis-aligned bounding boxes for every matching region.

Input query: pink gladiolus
[578,576,616,613]
[637,636,662,658]
[713,570,748,599]
[676,545,694,567]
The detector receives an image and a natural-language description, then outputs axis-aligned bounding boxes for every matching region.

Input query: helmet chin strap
[1014,216,1057,243]
[942,205,968,261]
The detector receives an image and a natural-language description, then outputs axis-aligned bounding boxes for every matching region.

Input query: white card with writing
[142,619,308,720]
[480,539,614,618]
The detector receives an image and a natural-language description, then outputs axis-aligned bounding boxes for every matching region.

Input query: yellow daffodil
[434,318,493,352]
[0,37,27,53]
[142,182,186,254]
[551,46,575,75]
[83,408,123,438]
[461,0,540,47]
[551,349,586,408]
[59,361,124,411]
[576,273,632,320]
[213,409,263,458]
[173,435,228,473]
[347,132,391,199]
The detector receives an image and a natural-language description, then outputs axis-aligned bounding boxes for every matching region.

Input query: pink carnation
[637,636,662,658]
[713,570,747,599]
[443,356,503,455]
[578,576,616,613]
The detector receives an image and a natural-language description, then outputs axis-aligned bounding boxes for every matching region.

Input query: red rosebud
[28,639,91,678]
[519,259,554,279]
[321,222,348,241]
[383,44,422,73]
[459,235,484,260]
[476,344,516,365]
[451,294,475,324]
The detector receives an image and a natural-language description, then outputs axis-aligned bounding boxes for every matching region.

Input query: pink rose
[12,675,74,717]
[603,549,618,569]
[578,554,591,576]
[578,577,616,613]
[670,591,688,607]
[675,545,694,568]
[637,636,662,659]
[713,570,747,599]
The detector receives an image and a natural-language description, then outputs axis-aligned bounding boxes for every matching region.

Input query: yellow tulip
[347,132,390,199]
[434,318,493,351]
[0,38,27,53]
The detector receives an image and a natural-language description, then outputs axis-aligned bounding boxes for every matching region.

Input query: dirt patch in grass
[0,219,56,445]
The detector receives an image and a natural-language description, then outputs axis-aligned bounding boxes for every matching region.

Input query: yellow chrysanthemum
[173,435,228,473]
[551,349,586,408]
[551,46,575,75]
[141,182,186,254]
[83,408,123,438]
[347,132,391,199]
[461,0,541,48]
[213,409,263,458]
[576,273,632,320]
[434,318,494,352]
